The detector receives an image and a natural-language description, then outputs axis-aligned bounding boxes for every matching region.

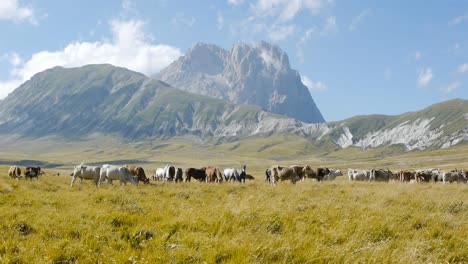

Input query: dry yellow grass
[0,167,467,263]
[0,139,467,263]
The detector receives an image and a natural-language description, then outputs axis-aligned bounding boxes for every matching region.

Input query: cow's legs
[70,176,77,187]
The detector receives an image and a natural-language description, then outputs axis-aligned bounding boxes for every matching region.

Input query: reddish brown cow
[184,167,206,182]
[398,170,415,182]
[125,165,150,184]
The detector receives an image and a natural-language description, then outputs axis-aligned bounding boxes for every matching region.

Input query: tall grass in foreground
[0,173,466,263]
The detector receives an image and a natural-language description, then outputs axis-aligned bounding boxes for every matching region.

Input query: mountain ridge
[0,64,466,152]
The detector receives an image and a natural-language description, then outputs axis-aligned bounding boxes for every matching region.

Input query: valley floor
[0,138,467,263]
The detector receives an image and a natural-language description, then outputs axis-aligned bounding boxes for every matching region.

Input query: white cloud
[457,63,468,74]
[322,16,336,35]
[217,11,224,30]
[254,0,329,22]
[349,8,371,31]
[268,24,295,41]
[171,13,196,28]
[449,14,468,26]
[0,0,36,24]
[417,68,433,87]
[228,0,245,5]
[442,82,461,94]
[301,75,327,92]
[414,50,423,60]
[0,19,182,99]
[296,26,317,63]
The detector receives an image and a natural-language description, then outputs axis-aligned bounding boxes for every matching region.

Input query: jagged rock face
[158,41,325,123]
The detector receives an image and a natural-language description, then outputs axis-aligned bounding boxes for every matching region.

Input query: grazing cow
[270,165,312,185]
[245,174,255,180]
[125,165,150,184]
[100,165,137,186]
[162,164,176,182]
[184,168,206,182]
[155,168,165,181]
[370,169,393,182]
[24,167,42,180]
[8,166,21,180]
[206,166,223,183]
[414,168,443,182]
[174,168,184,183]
[322,169,343,181]
[347,169,370,181]
[265,169,272,182]
[397,170,415,182]
[224,165,247,183]
[316,168,331,181]
[290,165,315,181]
[442,169,467,184]
[70,164,101,187]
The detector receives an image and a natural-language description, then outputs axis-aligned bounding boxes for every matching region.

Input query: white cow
[348,169,370,181]
[322,169,343,181]
[70,164,101,187]
[100,164,137,186]
[155,168,165,181]
[224,165,246,183]
[163,164,176,181]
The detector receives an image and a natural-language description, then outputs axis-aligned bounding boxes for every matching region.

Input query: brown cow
[205,166,223,183]
[398,170,415,182]
[125,165,150,184]
[8,166,21,180]
[184,167,206,182]
[291,165,316,181]
[270,165,307,185]
[415,170,432,182]
[24,167,42,180]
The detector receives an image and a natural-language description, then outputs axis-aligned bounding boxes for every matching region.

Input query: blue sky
[0,0,467,121]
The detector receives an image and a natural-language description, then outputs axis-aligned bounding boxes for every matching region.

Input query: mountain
[157,41,325,123]
[0,64,322,141]
[0,64,466,152]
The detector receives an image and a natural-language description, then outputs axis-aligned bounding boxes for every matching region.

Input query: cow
[245,174,255,180]
[155,168,165,181]
[184,168,206,182]
[290,165,315,181]
[125,165,150,184]
[370,169,394,182]
[8,166,21,180]
[162,164,176,182]
[70,164,101,187]
[442,169,467,184]
[397,170,415,182]
[322,169,343,181]
[316,168,331,181]
[414,169,443,182]
[100,164,137,186]
[24,167,42,180]
[174,168,184,183]
[348,169,370,181]
[265,168,272,182]
[270,165,312,185]
[206,166,223,183]
[224,165,246,183]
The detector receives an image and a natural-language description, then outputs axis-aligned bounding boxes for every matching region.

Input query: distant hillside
[0,64,466,151]
[158,41,325,123]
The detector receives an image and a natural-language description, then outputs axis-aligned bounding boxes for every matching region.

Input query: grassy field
[0,138,467,263]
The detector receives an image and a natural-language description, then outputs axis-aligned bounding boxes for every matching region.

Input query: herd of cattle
[6,164,468,187]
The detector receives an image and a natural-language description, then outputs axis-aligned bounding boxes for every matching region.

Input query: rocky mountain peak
[158,41,325,123]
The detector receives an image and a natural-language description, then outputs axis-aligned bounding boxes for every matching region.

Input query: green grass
[0,137,467,263]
